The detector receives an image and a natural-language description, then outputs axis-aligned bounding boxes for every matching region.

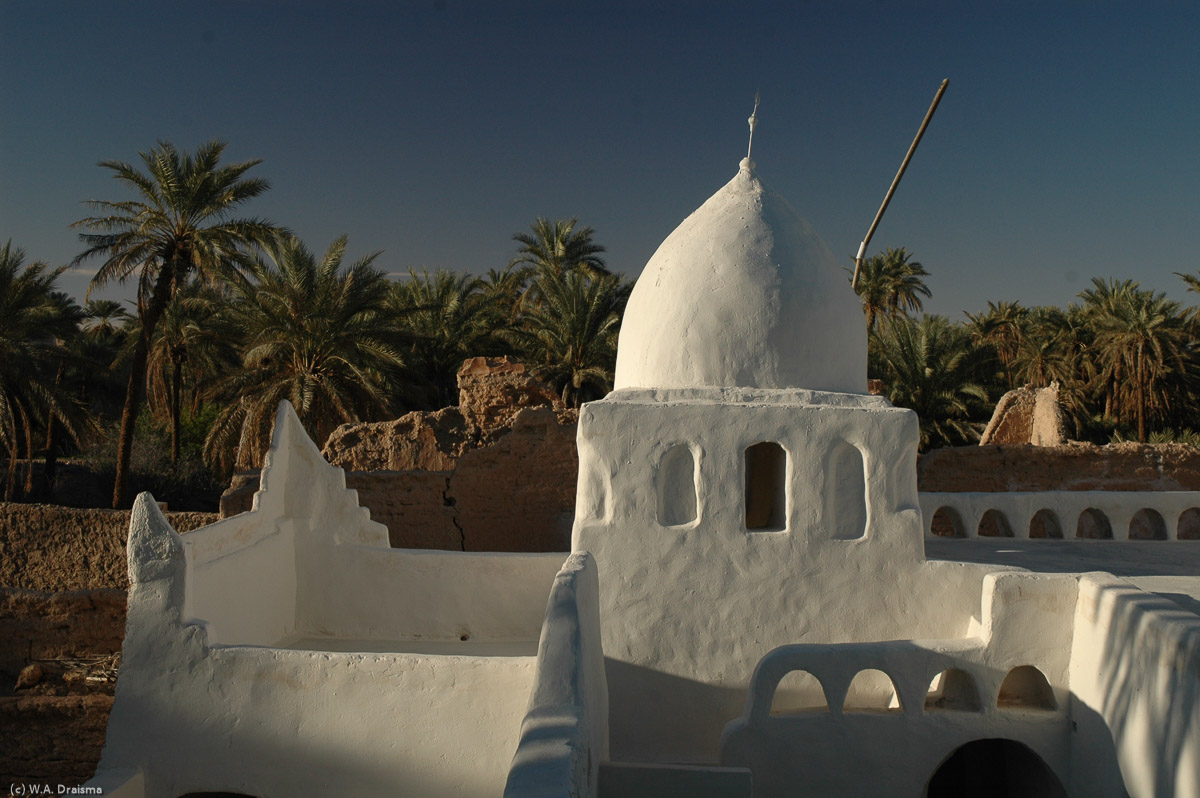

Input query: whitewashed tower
[572,111,986,764]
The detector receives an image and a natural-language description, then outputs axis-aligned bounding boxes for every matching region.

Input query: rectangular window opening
[745,441,787,531]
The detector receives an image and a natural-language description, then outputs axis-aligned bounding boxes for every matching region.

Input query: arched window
[1029,509,1063,539]
[827,441,866,540]
[657,444,697,527]
[924,668,981,712]
[844,668,902,713]
[978,509,1014,538]
[745,442,787,531]
[1129,508,1167,540]
[930,507,965,538]
[1076,508,1113,540]
[1179,508,1200,540]
[997,665,1056,710]
[770,669,828,716]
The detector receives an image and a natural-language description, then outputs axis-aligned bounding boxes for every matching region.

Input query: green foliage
[388,269,512,408]
[869,314,992,451]
[72,139,285,507]
[510,217,608,278]
[204,235,406,472]
[850,248,931,332]
[507,270,630,407]
[0,241,94,499]
[79,411,224,511]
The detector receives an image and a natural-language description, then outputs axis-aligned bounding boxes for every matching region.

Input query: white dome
[614,158,866,393]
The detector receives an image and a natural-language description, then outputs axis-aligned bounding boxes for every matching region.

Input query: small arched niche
[1179,508,1200,540]
[1076,508,1113,540]
[924,668,982,712]
[1029,509,1063,539]
[827,441,867,540]
[844,668,902,713]
[745,441,787,531]
[1129,508,1167,540]
[978,509,1014,538]
[997,665,1056,711]
[770,669,828,716]
[657,444,698,527]
[930,507,965,538]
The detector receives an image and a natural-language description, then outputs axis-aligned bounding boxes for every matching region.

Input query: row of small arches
[770,665,1056,716]
[931,506,1200,540]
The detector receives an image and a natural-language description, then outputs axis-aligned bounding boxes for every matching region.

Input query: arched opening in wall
[1129,508,1168,540]
[997,666,1056,710]
[827,441,867,540]
[770,669,828,715]
[1076,508,1113,539]
[978,509,1014,538]
[1029,509,1063,539]
[924,668,982,712]
[930,507,965,538]
[926,738,1067,798]
[1179,508,1200,540]
[745,441,787,531]
[656,444,697,527]
[843,668,902,713]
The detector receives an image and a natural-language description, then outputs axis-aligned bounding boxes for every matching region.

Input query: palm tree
[965,300,1027,389]
[204,236,404,472]
[850,248,931,332]
[143,282,240,464]
[388,269,509,408]
[1082,280,1189,441]
[508,270,630,407]
[481,264,533,323]
[510,218,608,278]
[869,314,990,450]
[0,242,88,499]
[71,140,284,506]
[81,299,133,342]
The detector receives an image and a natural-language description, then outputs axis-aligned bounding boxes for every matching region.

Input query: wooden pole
[852,79,949,291]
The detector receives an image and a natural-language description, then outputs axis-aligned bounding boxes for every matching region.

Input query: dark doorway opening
[927,738,1066,798]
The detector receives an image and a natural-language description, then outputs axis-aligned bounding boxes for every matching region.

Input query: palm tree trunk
[43,412,58,502]
[111,264,175,508]
[1136,347,1147,442]
[171,357,183,465]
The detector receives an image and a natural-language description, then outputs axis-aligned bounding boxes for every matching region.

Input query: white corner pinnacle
[127,491,183,585]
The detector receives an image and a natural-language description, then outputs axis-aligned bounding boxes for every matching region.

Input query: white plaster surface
[504,552,609,798]
[1069,573,1200,798]
[89,402,565,798]
[614,159,865,394]
[572,388,1010,763]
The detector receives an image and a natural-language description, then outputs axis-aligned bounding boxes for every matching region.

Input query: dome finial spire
[746,90,761,162]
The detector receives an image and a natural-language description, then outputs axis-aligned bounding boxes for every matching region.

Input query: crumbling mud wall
[978,383,1068,446]
[0,504,216,592]
[918,442,1200,492]
[222,357,579,552]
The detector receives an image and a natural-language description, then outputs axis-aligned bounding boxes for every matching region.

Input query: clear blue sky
[2,1,1197,318]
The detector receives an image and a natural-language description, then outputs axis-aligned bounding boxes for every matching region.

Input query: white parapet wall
[1069,572,1200,798]
[718,570,1095,797]
[504,552,609,798]
[920,491,1200,541]
[88,402,566,798]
